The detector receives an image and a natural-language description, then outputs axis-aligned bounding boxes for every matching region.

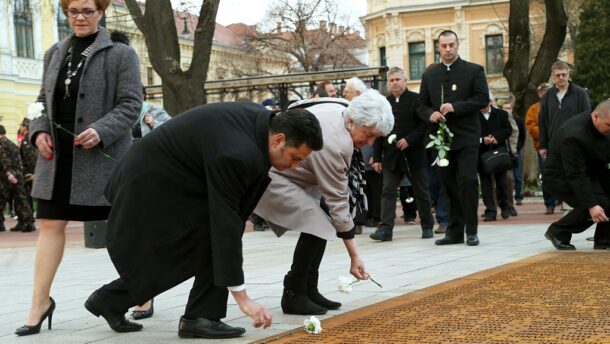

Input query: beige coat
[254,98,354,241]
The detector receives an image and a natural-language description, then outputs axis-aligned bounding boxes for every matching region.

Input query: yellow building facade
[361,0,573,98]
[0,1,288,139]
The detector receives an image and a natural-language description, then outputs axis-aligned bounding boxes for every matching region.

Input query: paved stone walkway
[0,201,596,343]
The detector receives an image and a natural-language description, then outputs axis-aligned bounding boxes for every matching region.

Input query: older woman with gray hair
[342,76,367,101]
[254,89,394,315]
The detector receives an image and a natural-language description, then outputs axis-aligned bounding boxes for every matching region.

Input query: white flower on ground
[438,158,449,167]
[337,276,353,294]
[304,316,322,334]
[387,133,397,144]
[26,102,45,120]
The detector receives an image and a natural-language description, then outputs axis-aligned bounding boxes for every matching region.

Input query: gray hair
[345,77,367,95]
[345,89,394,135]
[387,66,406,80]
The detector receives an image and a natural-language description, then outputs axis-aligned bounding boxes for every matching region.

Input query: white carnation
[304,316,322,334]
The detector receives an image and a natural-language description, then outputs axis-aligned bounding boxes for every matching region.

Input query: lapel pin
[452,84,457,91]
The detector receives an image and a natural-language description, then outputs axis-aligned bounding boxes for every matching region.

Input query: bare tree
[246,0,365,73]
[124,0,219,115]
[503,0,567,185]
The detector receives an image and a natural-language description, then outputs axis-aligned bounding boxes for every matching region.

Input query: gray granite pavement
[0,213,596,343]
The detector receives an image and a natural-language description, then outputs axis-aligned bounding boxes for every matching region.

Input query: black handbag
[480,143,513,174]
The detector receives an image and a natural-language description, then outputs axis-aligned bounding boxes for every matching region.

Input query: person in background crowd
[497,98,523,214]
[18,118,37,211]
[16,0,142,336]
[478,94,512,222]
[538,61,591,214]
[317,80,337,98]
[371,67,434,242]
[542,100,610,250]
[526,83,555,213]
[0,125,35,233]
[417,30,489,246]
[262,98,280,111]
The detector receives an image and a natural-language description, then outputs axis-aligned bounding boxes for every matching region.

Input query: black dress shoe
[421,228,433,239]
[483,216,496,222]
[131,298,154,320]
[466,234,480,246]
[15,297,55,336]
[509,206,518,216]
[435,236,464,245]
[178,316,245,339]
[544,230,576,250]
[85,291,143,333]
[370,229,392,242]
[501,208,510,219]
[21,222,36,232]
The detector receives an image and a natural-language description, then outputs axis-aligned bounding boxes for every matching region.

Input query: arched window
[13,0,34,58]
[57,7,72,41]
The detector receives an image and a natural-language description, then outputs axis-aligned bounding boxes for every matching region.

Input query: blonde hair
[60,0,111,11]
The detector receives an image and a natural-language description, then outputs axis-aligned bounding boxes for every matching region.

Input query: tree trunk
[125,0,219,116]
[503,0,567,186]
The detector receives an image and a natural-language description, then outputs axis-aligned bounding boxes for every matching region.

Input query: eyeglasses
[65,8,98,18]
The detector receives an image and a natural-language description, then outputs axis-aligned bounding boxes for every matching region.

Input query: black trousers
[547,177,610,244]
[380,167,434,231]
[95,256,229,320]
[364,170,382,221]
[289,232,326,279]
[479,168,510,216]
[438,146,480,237]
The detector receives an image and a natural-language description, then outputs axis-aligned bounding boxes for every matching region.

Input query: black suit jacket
[479,107,512,156]
[105,102,273,302]
[417,57,489,150]
[374,90,429,171]
[543,112,610,208]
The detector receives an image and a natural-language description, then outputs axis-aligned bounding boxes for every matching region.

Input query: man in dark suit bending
[417,30,489,246]
[542,99,610,250]
[85,103,323,339]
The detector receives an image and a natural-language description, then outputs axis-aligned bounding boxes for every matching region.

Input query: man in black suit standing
[417,30,489,246]
[370,67,434,241]
[542,100,610,250]
[478,94,513,221]
[85,103,324,339]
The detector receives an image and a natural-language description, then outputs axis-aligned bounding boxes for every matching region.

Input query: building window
[433,39,440,63]
[379,47,386,67]
[485,34,504,74]
[57,8,71,41]
[13,0,34,58]
[408,42,425,80]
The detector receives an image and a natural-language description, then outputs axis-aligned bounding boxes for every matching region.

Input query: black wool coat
[374,90,429,172]
[479,107,512,155]
[543,112,610,209]
[104,102,273,302]
[417,57,489,150]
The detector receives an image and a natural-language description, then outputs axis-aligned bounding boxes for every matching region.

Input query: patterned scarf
[348,147,367,218]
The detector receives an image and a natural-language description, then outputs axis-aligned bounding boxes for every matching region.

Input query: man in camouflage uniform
[19,118,37,210]
[0,125,35,232]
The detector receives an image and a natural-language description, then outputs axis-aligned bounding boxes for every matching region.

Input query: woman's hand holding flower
[349,255,369,280]
[35,132,54,160]
[75,128,101,149]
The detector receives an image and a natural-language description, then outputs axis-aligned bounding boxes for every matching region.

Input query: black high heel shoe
[15,297,56,336]
[131,298,154,320]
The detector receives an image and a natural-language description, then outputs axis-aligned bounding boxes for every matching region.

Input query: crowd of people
[3,0,609,341]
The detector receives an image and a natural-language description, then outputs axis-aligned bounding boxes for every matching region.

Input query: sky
[215,0,367,27]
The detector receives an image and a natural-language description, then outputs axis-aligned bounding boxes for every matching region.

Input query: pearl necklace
[63,42,94,99]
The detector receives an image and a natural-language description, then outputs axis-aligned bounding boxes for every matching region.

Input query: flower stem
[53,123,117,162]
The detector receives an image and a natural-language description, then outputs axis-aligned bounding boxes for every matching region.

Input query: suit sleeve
[560,137,597,208]
[451,65,489,118]
[417,73,435,122]
[309,146,353,233]
[29,45,56,144]
[538,94,549,149]
[205,154,259,287]
[404,108,429,148]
